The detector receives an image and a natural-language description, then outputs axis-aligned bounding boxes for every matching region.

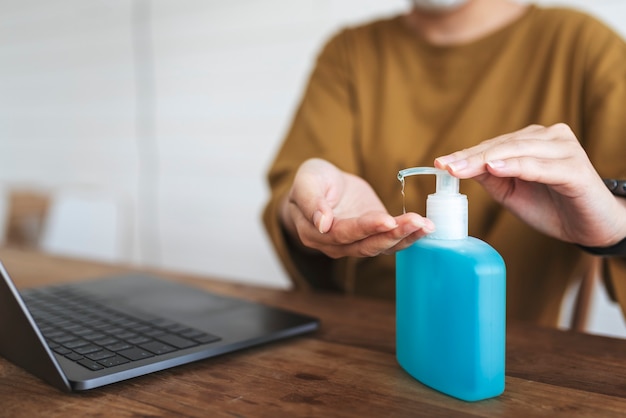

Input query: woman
[263,0,626,326]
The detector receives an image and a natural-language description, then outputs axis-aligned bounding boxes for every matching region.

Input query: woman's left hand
[435,123,626,247]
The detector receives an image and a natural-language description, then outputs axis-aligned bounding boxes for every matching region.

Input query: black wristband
[579,236,626,257]
[578,178,626,256]
[603,178,626,197]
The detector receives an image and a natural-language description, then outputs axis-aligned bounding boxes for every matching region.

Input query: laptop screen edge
[0,261,72,392]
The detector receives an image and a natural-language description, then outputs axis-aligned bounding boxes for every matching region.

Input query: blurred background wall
[1,0,626,333]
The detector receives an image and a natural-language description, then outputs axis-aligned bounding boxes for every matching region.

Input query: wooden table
[2,248,626,417]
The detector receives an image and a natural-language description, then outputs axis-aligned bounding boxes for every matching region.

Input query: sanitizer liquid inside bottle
[395,167,506,402]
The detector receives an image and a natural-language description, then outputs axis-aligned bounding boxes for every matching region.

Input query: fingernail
[434,156,452,166]
[448,159,468,173]
[403,219,423,234]
[407,217,435,234]
[378,218,398,233]
[487,160,506,169]
[313,211,325,233]
[422,219,435,234]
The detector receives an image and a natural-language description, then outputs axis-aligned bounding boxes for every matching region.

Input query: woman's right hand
[280,158,434,259]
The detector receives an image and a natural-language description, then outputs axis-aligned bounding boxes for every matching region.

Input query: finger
[289,196,350,248]
[434,127,536,168]
[390,213,435,237]
[381,229,429,255]
[312,204,335,233]
[380,214,436,254]
[437,132,579,179]
[338,215,433,257]
[350,214,434,255]
[434,124,556,171]
[329,211,399,245]
[484,155,593,192]
[292,207,395,250]
[289,176,336,234]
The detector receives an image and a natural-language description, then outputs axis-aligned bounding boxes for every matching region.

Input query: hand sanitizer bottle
[396,167,506,402]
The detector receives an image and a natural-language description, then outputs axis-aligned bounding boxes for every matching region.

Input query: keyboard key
[100,326,125,335]
[163,323,189,333]
[146,318,178,328]
[156,334,197,349]
[194,333,221,344]
[65,352,84,361]
[180,329,208,339]
[93,337,119,346]
[143,329,167,338]
[139,341,176,355]
[75,344,102,355]
[78,359,105,371]
[72,329,95,338]
[63,339,89,349]
[51,334,77,344]
[64,323,85,333]
[117,331,138,340]
[115,319,143,328]
[105,342,132,352]
[131,325,153,333]
[117,347,154,361]
[82,332,107,341]
[92,322,113,331]
[53,346,72,355]
[86,350,116,361]
[42,329,66,339]
[127,335,151,345]
[98,355,130,368]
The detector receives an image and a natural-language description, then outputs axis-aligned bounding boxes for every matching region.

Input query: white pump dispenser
[397,167,467,239]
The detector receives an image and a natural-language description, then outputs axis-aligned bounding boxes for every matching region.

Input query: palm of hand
[329,172,388,220]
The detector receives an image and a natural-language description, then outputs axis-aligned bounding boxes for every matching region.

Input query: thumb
[291,158,341,234]
[312,202,334,234]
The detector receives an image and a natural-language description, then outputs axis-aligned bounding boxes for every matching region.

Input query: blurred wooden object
[39,190,123,262]
[5,190,50,249]
[570,254,602,332]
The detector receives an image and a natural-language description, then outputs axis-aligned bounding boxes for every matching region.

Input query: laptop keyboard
[21,286,221,371]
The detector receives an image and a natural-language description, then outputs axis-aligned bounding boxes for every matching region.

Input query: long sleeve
[262,31,360,291]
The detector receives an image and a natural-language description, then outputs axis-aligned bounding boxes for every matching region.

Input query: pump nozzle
[398,167,467,239]
[398,167,460,195]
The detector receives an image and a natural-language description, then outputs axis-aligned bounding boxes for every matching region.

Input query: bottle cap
[398,167,468,239]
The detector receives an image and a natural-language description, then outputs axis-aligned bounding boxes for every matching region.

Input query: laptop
[0,261,319,392]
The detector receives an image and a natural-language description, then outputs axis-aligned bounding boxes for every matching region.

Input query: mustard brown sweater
[263,5,626,327]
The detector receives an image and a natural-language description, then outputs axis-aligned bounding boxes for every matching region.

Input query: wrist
[582,179,626,256]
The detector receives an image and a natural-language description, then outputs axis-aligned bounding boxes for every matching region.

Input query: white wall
[1,0,625,295]
[0,0,407,288]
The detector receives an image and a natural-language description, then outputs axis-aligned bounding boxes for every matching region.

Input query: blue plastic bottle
[396,167,506,402]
